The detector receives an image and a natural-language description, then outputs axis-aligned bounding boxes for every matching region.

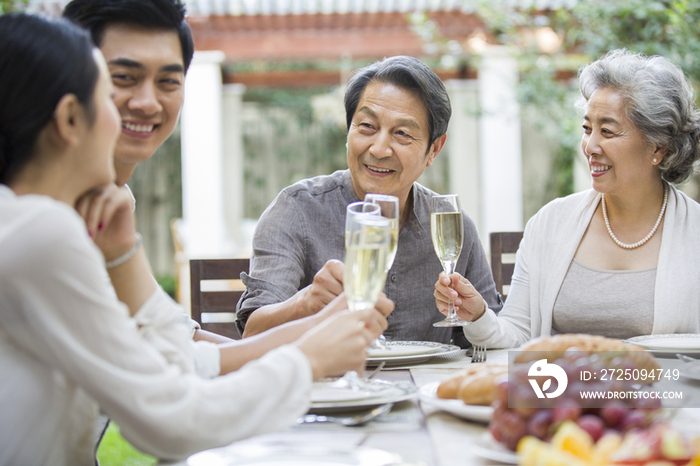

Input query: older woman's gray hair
[576,49,700,184]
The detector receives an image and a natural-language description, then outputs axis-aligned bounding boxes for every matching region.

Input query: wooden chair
[190,258,250,340]
[489,231,524,303]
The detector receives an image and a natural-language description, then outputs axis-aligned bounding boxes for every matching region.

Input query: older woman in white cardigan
[434,49,700,348]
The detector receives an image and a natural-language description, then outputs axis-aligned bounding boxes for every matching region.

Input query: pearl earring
[653,158,658,163]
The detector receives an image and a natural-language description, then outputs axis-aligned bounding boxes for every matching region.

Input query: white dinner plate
[310,379,394,403]
[626,334,700,357]
[188,443,402,466]
[367,341,442,358]
[366,341,461,366]
[472,432,518,464]
[308,380,417,414]
[418,382,493,423]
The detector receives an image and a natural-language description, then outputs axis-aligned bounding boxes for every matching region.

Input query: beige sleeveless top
[552,259,655,339]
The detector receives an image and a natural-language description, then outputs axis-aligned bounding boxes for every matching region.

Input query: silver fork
[364,361,386,381]
[677,354,697,363]
[471,344,487,363]
[328,361,386,390]
[298,402,393,427]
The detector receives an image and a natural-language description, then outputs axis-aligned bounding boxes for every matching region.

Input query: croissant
[458,369,508,406]
[437,363,507,403]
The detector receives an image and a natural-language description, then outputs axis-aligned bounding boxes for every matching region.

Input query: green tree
[413,0,700,198]
[1,0,28,13]
[479,0,700,197]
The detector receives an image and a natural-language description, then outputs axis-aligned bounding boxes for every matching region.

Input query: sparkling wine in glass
[430,194,470,327]
[344,213,390,314]
[345,201,380,248]
[340,207,390,387]
[364,193,399,272]
[364,193,399,349]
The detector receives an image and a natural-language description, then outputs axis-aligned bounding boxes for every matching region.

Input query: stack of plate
[366,341,460,366]
[309,379,417,414]
[626,334,700,358]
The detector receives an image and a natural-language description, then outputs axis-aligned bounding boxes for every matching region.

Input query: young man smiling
[62,0,243,351]
[62,0,393,367]
[63,0,189,187]
[237,56,502,345]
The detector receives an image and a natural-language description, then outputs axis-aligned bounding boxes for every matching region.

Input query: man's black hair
[63,0,194,72]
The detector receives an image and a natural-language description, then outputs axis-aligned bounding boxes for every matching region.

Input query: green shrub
[155,274,176,299]
[97,423,156,466]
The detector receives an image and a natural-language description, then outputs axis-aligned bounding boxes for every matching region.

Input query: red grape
[496,380,509,403]
[577,414,605,441]
[489,420,503,442]
[633,394,662,410]
[600,400,628,428]
[499,410,527,451]
[620,409,649,430]
[492,399,507,419]
[526,409,553,440]
[552,398,582,423]
[489,350,666,452]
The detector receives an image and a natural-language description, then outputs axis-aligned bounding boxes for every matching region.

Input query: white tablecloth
[161,351,700,466]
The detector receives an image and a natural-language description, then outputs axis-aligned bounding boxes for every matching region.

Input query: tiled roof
[188,0,578,15]
[188,0,467,16]
[27,0,577,17]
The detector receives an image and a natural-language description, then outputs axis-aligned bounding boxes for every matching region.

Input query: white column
[477,45,523,247]
[180,50,235,258]
[445,79,481,233]
[222,83,246,250]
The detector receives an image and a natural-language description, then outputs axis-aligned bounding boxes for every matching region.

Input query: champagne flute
[365,194,399,349]
[431,194,470,327]
[364,194,399,272]
[345,201,380,248]
[342,206,390,387]
[344,211,390,314]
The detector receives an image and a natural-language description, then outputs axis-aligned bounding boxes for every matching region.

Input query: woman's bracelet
[105,233,143,269]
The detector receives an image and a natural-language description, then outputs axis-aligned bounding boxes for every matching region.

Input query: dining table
[159,347,700,466]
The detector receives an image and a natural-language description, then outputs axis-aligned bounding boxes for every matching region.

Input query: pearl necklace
[601,184,668,250]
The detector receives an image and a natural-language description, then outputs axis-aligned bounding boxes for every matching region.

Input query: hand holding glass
[430,194,470,327]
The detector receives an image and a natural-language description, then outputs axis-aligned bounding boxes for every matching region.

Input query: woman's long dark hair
[0,13,99,184]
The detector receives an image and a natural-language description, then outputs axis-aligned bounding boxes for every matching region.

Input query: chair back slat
[202,291,245,313]
[190,258,249,340]
[198,259,250,280]
[489,232,523,302]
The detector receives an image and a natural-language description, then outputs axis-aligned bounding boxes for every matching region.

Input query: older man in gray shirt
[236,56,501,345]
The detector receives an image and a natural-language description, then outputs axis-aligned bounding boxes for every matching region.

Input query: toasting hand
[434,272,487,322]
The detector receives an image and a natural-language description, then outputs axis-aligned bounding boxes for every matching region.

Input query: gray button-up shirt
[236,170,501,344]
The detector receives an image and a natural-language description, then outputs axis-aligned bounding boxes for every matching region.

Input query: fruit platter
[436,334,700,464]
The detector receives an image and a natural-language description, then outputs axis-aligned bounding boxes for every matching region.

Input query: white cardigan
[464,186,700,349]
[0,186,312,465]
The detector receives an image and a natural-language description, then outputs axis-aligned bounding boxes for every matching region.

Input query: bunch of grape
[489,353,662,451]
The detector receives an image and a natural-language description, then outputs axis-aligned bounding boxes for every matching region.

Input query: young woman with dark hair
[0,13,388,465]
